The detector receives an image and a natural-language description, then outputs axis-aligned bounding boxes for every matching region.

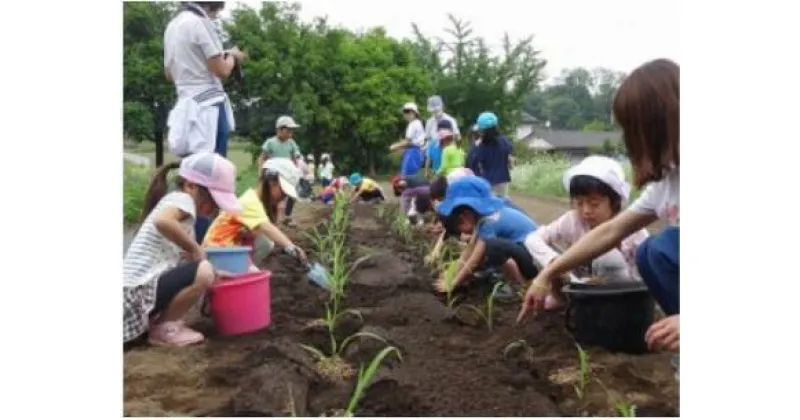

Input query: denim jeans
[195,102,231,243]
[636,226,680,315]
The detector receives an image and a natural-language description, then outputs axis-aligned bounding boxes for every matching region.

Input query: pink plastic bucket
[208,270,272,336]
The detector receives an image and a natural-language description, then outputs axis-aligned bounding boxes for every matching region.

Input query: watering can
[283,246,332,290]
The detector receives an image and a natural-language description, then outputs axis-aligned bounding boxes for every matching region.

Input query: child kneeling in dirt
[348,172,386,204]
[523,155,650,311]
[433,176,540,295]
[123,153,242,347]
[203,158,310,271]
[317,176,348,204]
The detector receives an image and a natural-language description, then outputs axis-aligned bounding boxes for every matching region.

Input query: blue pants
[401,146,424,176]
[636,226,680,315]
[195,103,231,243]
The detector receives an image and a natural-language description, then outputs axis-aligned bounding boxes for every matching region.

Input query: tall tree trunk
[152,103,168,167]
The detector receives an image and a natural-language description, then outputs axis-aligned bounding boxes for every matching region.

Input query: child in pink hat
[123,152,241,347]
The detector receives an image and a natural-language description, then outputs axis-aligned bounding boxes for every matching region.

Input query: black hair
[441,205,478,237]
[413,193,433,215]
[259,170,281,222]
[429,176,448,201]
[569,175,622,213]
[437,119,453,130]
[482,126,500,146]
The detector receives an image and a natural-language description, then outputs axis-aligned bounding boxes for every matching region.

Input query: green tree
[123,1,177,166]
[409,14,547,133]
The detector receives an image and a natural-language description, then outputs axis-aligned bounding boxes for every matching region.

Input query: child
[306,154,316,183]
[471,112,514,197]
[318,176,348,204]
[433,176,540,294]
[348,172,386,204]
[123,152,241,347]
[392,173,430,216]
[518,58,680,356]
[319,153,335,187]
[389,103,426,177]
[203,157,310,270]
[436,128,466,177]
[524,155,650,310]
[295,154,314,200]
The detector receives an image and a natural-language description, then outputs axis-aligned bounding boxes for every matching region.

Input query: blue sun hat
[349,172,363,185]
[476,112,499,130]
[435,176,505,217]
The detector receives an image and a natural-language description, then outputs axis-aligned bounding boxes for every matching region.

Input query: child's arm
[154,206,203,260]
[257,221,307,263]
[348,188,362,204]
[452,239,486,288]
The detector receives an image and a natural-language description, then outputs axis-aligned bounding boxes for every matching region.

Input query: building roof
[522,129,622,149]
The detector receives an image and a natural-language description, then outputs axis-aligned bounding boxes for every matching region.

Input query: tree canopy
[123,1,622,172]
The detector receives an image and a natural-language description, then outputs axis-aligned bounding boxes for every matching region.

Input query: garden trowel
[283,246,332,290]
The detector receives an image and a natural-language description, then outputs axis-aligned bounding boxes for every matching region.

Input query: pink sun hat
[178,152,242,214]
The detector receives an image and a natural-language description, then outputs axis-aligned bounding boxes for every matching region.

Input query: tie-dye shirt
[203,188,269,247]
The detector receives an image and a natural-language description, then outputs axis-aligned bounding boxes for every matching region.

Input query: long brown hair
[257,171,280,223]
[141,162,181,221]
[613,58,680,188]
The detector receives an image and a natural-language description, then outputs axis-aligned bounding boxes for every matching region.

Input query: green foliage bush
[123,162,152,224]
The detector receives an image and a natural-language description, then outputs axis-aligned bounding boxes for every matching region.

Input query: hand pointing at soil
[516,280,550,323]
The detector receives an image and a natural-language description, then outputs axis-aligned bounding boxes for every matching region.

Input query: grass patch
[123,162,261,225]
[510,153,640,201]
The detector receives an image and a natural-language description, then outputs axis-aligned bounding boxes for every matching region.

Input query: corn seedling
[344,346,403,417]
[574,344,591,400]
[503,339,534,361]
[615,401,637,417]
[299,331,393,382]
[458,282,506,331]
[285,384,298,417]
[441,259,461,310]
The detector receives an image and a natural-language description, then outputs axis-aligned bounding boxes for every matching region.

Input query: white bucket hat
[562,156,631,203]
[263,157,302,199]
[402,102,419,114]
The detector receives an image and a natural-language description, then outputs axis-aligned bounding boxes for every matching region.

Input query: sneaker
[148,321,205,347]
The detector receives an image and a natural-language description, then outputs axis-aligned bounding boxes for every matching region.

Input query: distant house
[519,129,623,164]
[513,112,538,141]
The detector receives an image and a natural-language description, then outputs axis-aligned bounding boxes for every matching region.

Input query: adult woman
[163,1,247,242]
[518,58,680,354]
[389,103,426,177]
[471,112,514,197]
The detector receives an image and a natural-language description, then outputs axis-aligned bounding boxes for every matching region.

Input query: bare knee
[194,260,215,289]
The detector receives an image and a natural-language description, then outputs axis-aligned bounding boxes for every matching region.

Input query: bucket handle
[200,292,212,317]
[564,299,577,333]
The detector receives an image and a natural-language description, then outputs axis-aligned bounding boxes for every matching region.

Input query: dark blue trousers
[194,103,230,243]
[636,226,680,315]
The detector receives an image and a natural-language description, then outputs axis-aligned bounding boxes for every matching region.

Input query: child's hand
[433,277,451,293]
[645,314,680,352]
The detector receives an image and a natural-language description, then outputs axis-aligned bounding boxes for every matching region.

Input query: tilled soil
[123,202,679,417]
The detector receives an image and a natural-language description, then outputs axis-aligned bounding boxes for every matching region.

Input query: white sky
[229,0,679,84]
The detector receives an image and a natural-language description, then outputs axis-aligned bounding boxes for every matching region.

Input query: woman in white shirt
[518,58,680,354]
[389,103,426,177]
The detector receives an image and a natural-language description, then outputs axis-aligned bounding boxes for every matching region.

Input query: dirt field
[123,195,678,417]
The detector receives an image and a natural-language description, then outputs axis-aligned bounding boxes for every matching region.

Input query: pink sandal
[148,321,205,347]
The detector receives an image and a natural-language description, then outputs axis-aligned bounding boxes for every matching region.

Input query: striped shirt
[123,192,196,342]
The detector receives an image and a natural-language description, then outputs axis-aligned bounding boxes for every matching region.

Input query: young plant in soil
[574,344,591,401]
[457,281,506,331]
[343,346,404,417]
[390,207,413,243]
[615,401,637,417]
[299,329,392,382]
[441,259,461,310]
[503,339,535,362]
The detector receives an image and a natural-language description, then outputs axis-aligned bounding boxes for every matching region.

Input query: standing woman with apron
[163,1,247,243]
[389,103,426,177]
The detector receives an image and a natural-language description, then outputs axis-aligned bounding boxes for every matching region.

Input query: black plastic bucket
[562,281,655,354]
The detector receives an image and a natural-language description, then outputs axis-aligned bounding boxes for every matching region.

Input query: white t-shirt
[164,10,224,87]
[405,119,426,147]
[320,162,334,179]
[629,168,680,227]
[123,192,197,287]
[424,112,460,142]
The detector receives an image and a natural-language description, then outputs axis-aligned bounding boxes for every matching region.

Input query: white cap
[402,102,419,114]
[562,155,631,202]
[276,115,300,129]
[263,157,302,199]
[306,154,314,161]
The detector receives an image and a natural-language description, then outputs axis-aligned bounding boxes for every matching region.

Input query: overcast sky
[229,0,679,83]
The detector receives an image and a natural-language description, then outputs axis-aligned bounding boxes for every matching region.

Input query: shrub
[123,162,152,224]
